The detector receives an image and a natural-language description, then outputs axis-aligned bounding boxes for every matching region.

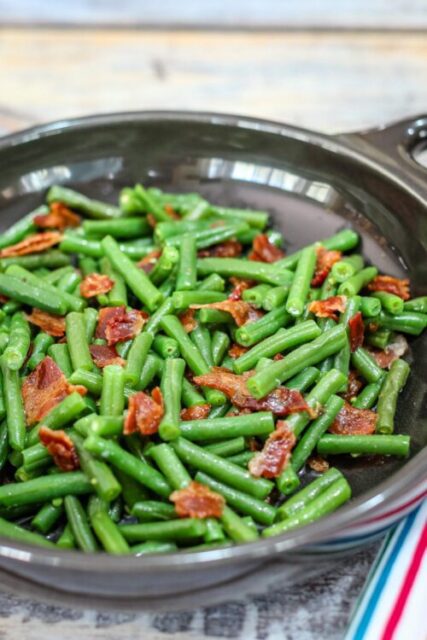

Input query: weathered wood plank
[0,29,426,137]
[1,0,427,29]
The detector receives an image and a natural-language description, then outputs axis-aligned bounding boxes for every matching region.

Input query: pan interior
[0,116,425,504]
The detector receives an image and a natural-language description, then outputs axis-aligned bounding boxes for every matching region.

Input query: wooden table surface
[0,23,425,640]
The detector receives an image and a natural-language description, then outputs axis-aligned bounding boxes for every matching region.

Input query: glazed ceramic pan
[0,111,425,600]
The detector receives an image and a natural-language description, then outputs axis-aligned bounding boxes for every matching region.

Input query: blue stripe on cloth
[347,507,418,640]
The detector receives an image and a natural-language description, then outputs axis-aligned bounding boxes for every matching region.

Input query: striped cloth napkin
[345,499,427,640]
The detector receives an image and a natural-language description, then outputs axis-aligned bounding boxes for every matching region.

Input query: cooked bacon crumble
[26,309,66,337]
[39,426,80,471]
[367,275,410,300]
[0,231,63,257]
[249,421,296,478]
[96,306,147,346]
[80,273,114,298]
[124,388,164,436]
[308,295,347,321]
[170,481,225,518]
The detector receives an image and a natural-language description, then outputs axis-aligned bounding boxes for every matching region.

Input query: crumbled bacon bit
[341,370,364,403]
[0,231,62,257]
[26,309,66,337]
[137,249,162,273]
[34,202,81,230]
[89,344,125,368]
[228,344,248,359]
[367,335,408,369]
[180,404,211,420]
[329,402,377,435]
[249,234,285,263]
[348,311,365,352]
[0,294,8,304]
[170,481,225,518]
[22,356,86,426]
[146,213,157,228]
[96,306,147,346]
[273,353,284,361]
[164,204,180,219]
[228,277,254,301]
[124,388,164,436]
[190,300,262,327]
[308,295,347,321]
[178,308,197,333]
[367,275,410,300]
[39,427,80,472]
[249,421,296,478]
[80,273,114,298]
[307,455,329,473]
[311,247,342,287]
[198,239,243,258]
[194,367,312,416]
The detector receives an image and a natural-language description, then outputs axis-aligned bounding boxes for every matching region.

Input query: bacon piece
[180,404,211,420]
[89,344,125,368]
[178,308,197,333]
[228,344,248,359]
[273,353,284,361]
[367,275,410,300]
[80,273,114,298]
[311,246,342,287]
[124,388,164,436]
[146,213,157,228]
[198,239,243,258]
[308,295,347,321]
[194,367,312,416]
[22,356,86,426]
[228,277,254,301]
[164,204,180,220]
[137,249,161,273]
[96,306,147,346]
[307,455,329,473]
[249,421,296,478]
[34,202,81,230]
[348,311,365,352]
[368,334,408,369]
[0,232,62,258]
[39,426,80,472]
[190,300,261,327]
[170,481,225,518]
[341,370,363,403]
[329,402,377,435]
[26,309,66,337]
[249,234,285,263]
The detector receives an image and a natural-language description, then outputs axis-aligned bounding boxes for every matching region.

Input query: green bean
[120,517,207,543]
[191,326,213,367]
[286,246,316,317]
[171,438,273,499]
[275,230,360,271]
[84,435,171,498]
[100,365,125,416]
[145,298,175,336]
[0,250,71,272]
[203,518,226,543]
[166,222,249,250]
[21,443,50,470]
[0,516,55,548]
[198,308,233,324]
[1,362,26,451]
[330,254,364,282]
[114,468,149,510]
[154,219,213,243]
[220,505,258,542]
[181,379,205,410]
[47,185,121,219]
[159,358,185,441]
[376,310,427,336]
[66,312,93,372]
[247,325,347,399]
[150,245,180,286]
[360,296,382,318]
[138,353,163,391]
[286,367,320,392]
[70,431,121,501]
[172,290,226,310]
[86,415,124,438]
[83,217,150,239]
[291,395,345,472]
[371,291,404,315]
[48,343,73,377]
[31,501,63,534]
[57,269,81,294]
[61,232,154,260]
[130,541,178,555]
[56,523,76,549]
[175,234,197,291]
[235,305,291,347]
[365,328,391,350]
[27,392,88,447]
[404,296,427,313]
[209,205,268,229]
[1,312,30,371]
[227,451,255,468]
[338,266,378,296]
[197,257,294,286]
[133,184,172,223]
[351,347,384,383]
[196,273,225,292]
[101,236,163,311]
[376,359,410,434]
[179,412,274,442]
[263,285,289,311]
[233,320,321,373]
[0,207,43,250]
[64,495,98,552]
[204,437,246,458]
[0,273,67,315]
[153,335,180,359]
[150,443,191,490]
[317,434,410,457]
[132,500,177,522]
[242,284,272,308]
[0,472,92,508]
[115,339,132,359]
[352,381,383,409]
[124,332,153,387]
[88,495,130,554]
[211,331,230,366]
[195,472,276,525]
[0,420,9,472]
[27,332,55,371]
[276,467,343,520]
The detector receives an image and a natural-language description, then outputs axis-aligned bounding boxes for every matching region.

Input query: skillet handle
[338,114,427,199]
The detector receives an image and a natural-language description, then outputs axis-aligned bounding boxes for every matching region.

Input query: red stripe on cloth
[381,521,427,640]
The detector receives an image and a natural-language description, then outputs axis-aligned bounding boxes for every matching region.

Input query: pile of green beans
[0,183,423,554]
